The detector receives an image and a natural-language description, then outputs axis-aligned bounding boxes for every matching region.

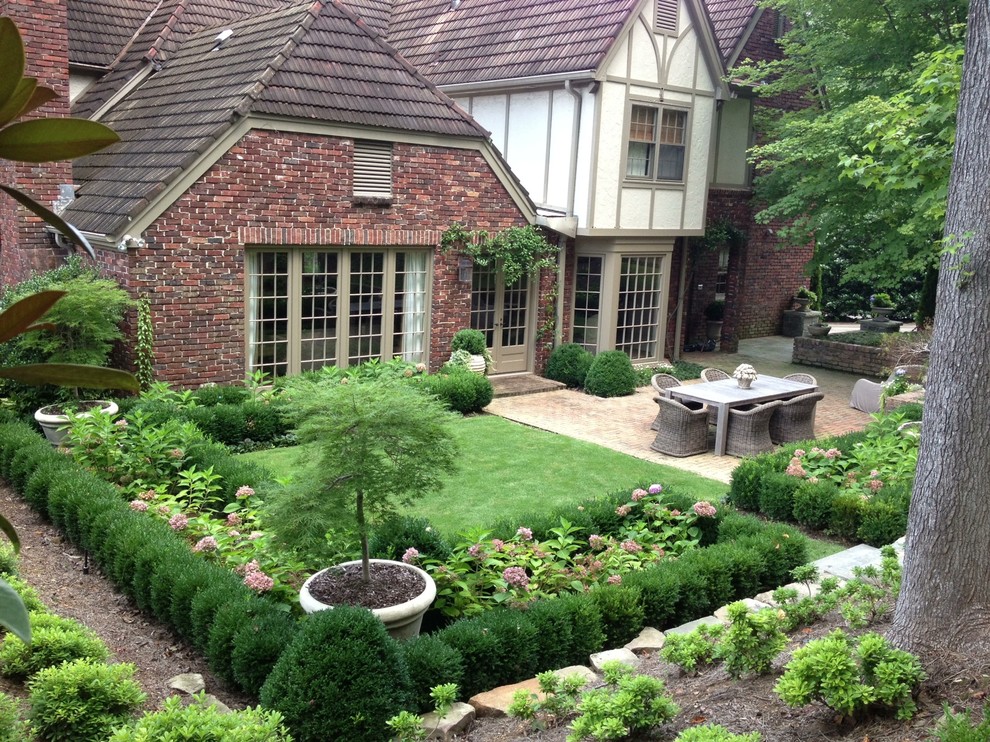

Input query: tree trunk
[356,489,371,584]
[889,3,990,668]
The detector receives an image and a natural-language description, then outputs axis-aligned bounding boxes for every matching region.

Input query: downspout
[673,239,689,362]
[557,79,585,346]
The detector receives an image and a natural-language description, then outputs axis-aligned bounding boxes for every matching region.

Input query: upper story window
[654,0,679,35]
[626,105,688,182]
[353,140,393,202]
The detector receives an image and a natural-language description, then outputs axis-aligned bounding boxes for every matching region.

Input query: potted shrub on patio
[704,300,725,342]
[267,376,458,639]
[869,292,895,319]
[807,320,832,338]
[793,286,816,312]
[449,328,492,374]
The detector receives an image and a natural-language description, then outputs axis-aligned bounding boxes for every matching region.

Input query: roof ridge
[146,0,191,61]
[107,0,168,69]
[328,0,489,138]
[235,0,323,117]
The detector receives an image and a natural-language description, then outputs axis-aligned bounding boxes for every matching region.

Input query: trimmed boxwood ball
[450,328,488,356]
[545,343,593,388]
[259,606,410,742]
[421,368,494,413]
[583,350,637,397]
[589,583,644,647]
[231,607,298,696]
[400,635,464,712]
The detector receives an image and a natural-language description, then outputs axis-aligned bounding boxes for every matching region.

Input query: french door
[470,264,530,373]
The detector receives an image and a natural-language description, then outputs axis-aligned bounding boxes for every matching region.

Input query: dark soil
[307,561,425,609]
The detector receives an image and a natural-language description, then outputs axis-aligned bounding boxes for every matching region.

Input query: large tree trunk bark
[889,3,990,668]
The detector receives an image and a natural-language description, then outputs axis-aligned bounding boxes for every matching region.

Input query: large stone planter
[34,400,119,446]
[299,559,436,640]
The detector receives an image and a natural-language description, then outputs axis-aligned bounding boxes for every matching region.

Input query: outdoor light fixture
[458,257,473,282]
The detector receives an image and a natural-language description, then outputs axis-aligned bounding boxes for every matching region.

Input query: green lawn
[239,415,729,538]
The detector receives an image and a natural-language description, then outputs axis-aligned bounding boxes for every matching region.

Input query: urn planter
[34,400,119,446]
[299,559,436,641]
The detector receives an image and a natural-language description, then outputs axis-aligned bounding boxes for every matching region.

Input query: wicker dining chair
[651,397,710,457]
[725,399,782,457]
[700,367,730,382]
[699,367,730,425]
[649,373,682,430]
[769,391,825,444]
[783,372,818,386]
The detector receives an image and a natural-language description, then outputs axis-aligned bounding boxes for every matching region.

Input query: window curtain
[246,254,261,371]
[401,251,428,361]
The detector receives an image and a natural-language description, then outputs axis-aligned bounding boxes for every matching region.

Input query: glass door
[470,265,530,373]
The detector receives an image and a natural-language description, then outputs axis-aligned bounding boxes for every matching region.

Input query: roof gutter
[438,69,597,96]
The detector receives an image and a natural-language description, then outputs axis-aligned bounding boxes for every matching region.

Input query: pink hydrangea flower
[607,574,622,585]
[157,505,171,516]
[631,488,648,501]
[114,418,128,428]
[793,449,806,457]
[620,540,642,553]
[228,529,240,537]
[129,500,148,512]
[692,501,718,518]
[170,448,184,459]
[516,527,533,541]
[491,539,505,552]
[869,479,884,492]
[648,483,663,494]
[168,514,188,531]
[670,509,681,516]
[244,571,274,592]
[240,560,261,574]
[247,531,264,540]
[415,363,427,373]
[786,457,806,477]
[825,448,841,459]
[402,547,419,564]
[139,489,156,501]
[870,469,880,478]
[226,513,242,526]
[235,486,255,499]
[193,536,218,553]
[615,505,631,517]
[468,544,483,558]
[502,567,529,589]
[589,534,604,550]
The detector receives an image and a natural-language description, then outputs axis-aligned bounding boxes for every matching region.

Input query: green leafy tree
[267,377,458,581]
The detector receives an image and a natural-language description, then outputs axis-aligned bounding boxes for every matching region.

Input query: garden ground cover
[239,415,730,538]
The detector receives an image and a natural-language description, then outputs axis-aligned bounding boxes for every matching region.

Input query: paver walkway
[485,333,875,484]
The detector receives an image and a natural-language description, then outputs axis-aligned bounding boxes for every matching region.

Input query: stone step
[488,373,566,398]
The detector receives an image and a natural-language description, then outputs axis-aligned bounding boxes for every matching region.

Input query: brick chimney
[0,0,72,286]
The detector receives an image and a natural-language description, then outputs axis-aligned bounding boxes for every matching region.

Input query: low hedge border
[1,413,808,739]
[726,428,915,547]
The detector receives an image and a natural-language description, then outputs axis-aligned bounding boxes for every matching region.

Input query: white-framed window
[247,248,429,377]
[626,104,688,182]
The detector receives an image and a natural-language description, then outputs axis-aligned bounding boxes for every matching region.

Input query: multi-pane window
[573,256,603,353]
[626,105,688,181]
[715,246,729,299]
[247,249,429,377]
[615,255,664,362]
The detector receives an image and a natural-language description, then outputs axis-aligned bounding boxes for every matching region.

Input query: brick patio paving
[485,333,875,484]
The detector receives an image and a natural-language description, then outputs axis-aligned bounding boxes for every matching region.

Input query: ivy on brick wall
[440,223,558,285]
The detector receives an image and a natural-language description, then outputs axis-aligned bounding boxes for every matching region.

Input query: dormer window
[353,140,393,203]
[626,104,687,182]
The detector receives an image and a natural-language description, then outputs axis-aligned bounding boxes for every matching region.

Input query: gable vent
[655,0,678,35]
[353,140,393,198]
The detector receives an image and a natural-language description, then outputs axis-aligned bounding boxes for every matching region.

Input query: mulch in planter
[308,562,425,609]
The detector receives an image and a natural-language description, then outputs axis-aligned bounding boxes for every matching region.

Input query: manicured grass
[239,415,729,538]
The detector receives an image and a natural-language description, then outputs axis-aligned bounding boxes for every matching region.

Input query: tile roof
[704,0,758,63]
[68,0,161,68]
[386,0,640,86]
[67,0,488,235]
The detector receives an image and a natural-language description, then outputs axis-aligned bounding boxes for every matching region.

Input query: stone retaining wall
[792,337,890,378]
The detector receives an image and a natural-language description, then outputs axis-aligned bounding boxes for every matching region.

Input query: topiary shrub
[28,659,146,742]
[259,606,410,742]
[583,350,637,398]
[523,598,576,672]
[554,593,606,665]
[109,693,291,741]
[589,584,644,647]
[857,485,910,547]
[230,608,298,696]
[545,343,593,388]
[757,472,800,522]
[621,564,681,629]
[792,480,840,531]
[420,368,494,413]
[450,328,488,356]
[829,492,865,541]
[400,635,465,713]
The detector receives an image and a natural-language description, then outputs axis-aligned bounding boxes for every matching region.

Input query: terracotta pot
[34,400,119,446]
[299,559,436,640]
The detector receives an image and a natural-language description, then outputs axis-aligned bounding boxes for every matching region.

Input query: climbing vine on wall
[440,223,558,285]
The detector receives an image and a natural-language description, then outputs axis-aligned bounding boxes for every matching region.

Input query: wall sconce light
[458,257,473,282]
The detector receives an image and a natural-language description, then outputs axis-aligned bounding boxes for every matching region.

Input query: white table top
[668,375,817,406]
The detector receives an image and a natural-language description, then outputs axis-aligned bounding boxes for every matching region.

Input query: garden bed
[792,332,930,378]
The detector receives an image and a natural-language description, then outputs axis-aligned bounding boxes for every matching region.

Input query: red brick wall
[92,132,536,386]
[0,0,71,288]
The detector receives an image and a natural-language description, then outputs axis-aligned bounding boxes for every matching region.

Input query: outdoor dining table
[668,375,819,456]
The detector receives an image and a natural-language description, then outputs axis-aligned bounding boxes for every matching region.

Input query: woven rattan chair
[700,367,730,382]
[769,391,825,444]
[784,372,817,386]
[849,365,926,413]
[649,373,682,430]
[650,397,710,457]
[725,399,782,457]
[699,367,730,425]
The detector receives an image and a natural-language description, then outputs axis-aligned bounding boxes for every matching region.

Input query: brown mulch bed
[0,482,252,711]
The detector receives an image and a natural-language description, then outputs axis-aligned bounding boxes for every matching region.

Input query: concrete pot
[299,559,436,640]
[34,400,119,446]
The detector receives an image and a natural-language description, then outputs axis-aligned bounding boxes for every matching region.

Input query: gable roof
[387,0,641,87]
[704,0,760,66]
[66,0,492,236]
[68,0,161,69]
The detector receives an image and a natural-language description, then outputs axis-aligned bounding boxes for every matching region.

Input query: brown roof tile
[386,0,639,86]
[67,0,490,235]
[704,0,758,63]
[68,0,161,68]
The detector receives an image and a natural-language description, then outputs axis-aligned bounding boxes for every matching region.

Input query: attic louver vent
[353,140,393,198]
[655,0,678,34]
